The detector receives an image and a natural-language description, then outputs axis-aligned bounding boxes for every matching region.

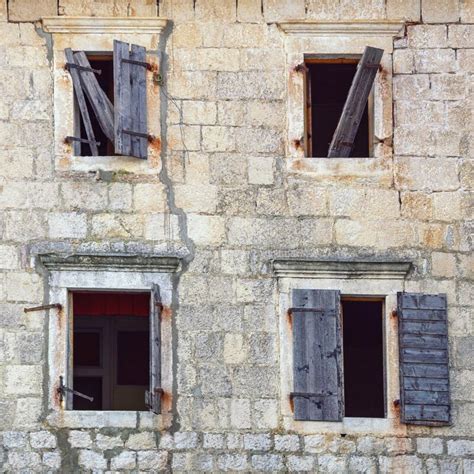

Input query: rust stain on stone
[149,136,161,154]
[161,305,172,319]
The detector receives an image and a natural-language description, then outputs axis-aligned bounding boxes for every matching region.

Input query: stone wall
[0,0,472,471]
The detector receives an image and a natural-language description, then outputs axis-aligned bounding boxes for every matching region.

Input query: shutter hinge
[122,129,154,141]
[66,136,101,146]
[57,376,94,403]
[65,62,102,75]
[393,399,400,407]
[121,58,153,71]
[24,303,62,313]
[290,391,331,400]
[391,310,398,318]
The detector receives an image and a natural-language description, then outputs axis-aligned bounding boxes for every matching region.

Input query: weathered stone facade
[0,0,473,471]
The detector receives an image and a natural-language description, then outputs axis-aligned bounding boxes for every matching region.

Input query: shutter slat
[146,283,162,414]
[327,46,383,157]
[114,40,132,155]
[73,52,114,142]
[64,48,99,156]
[292,289,343,421]
[398,292,451,425]
[130,44,148,159]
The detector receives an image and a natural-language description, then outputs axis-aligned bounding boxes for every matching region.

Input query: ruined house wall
[0,0,473,471]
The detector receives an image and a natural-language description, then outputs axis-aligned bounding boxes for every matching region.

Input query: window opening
[305,59,371,158]
[76,54,115,156]
[72,291,150,411]
[341,298,385,418]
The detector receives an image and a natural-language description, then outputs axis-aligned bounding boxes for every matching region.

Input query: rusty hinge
[391,310,398,318]
[57,376,94,403]
[24,303,62,313]
[289,307,336,314]
[121,58,153,71]
[290,391,331,400]
[65,62,102,75]
[122,129,154,141]
[393,399,400,407]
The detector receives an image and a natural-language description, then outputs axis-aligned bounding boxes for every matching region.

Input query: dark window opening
[342,299,385,418]
[72,291,150,411]
[76,54,115,157]
[305,60,371,157]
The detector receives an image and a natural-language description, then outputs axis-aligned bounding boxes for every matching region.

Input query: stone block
[8,451,41,470]
[252,454,284,471]
[248,156,274,185]
[233,366,277,397]
[275,434,300,452]
[407,25,447,48]
[217,72,284,100]
[126,432,156,450]
[401,192,433,220]
[253,399,278,429]
[175,184,218,213]
[3,431,27,448]
[217,453,248,471]
[431,252,456,278]
[218,101,246,126]
[203,433,225,449]
[30,431,56,449]
[0,245,19,269]
[452,25,474,50]
[256,188,288,216]
[168,124,201,151]
[13,397,41,429]
[8,0,56,21]
[144,213,180,241]
[231,399,251,429]
[202,126,236,152]
[236,127,282,154]
[393,75,431,100]
[414,49,456,73]
[386,0,420,20]
[133,183,167,212]
[248,333,275,364]
[422,0,459,22]
[224,333,246,364]
[195,0,236,21]
[48,213,87,239]
[433,192,462,221]
[137,450,168,470]
[431,74,468,100]
[195,332,224,360]
[237,0,263,21]
[393,49,414,74]
[61,182,108,211]
[182,100,217,125]
[348,456,377,473]
[357,436,385,455]
[184,152,210,184]
[111,451,136,470]
[174,432,199,450]
[417,437,444,455]
[42,451,61,470]
[318,454,346,472]
[328,437,356,454]
[199,366,232,397]
[263,0,305,21]
[210,153,248,185]
[287,455,315,471]
[394,157,459,192]
[168,71,217,100]
[385,437,414,454]
[91,214,144,239]
[187,214,226,245]
[78,450,107,470]
[68,431,92,448]
[108,183,132,211]
[5,364,42,395]
[461,0,474,21]
[379,455,423,473]
[221,249,249,275]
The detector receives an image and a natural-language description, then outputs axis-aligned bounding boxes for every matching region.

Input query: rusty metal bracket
[122,58,153,71]
[289,307,336,314]
[122,129,154,141]
[65,62,102,75]
[66,136,101,146]
[290,391,331,400]
[24,303,62,313]
[57,376,94,403]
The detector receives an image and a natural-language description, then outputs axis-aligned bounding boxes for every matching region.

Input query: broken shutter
[398,292,451,425]
[114,40,148,159]
[291,289,343,421]
[146,283,162,414]
[328,46,383,157]
[65,48,100,156]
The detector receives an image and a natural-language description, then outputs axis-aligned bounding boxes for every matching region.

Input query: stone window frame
[42,17,167,175]
[273,259,412,434]
[38,253,179,430]
[278,21,404,178]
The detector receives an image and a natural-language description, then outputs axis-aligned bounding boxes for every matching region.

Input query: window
[72,291,150,411]
[289,288,451,426]
[65,40,149,159]
[305,58,372,158]
[303,47,382,158]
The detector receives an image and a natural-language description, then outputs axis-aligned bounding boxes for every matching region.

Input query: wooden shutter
[114,40,149,159]
[146,283,162,414]
[327,46,384,157]
[398,292,451,425]
[73,51,115,142]
[291,289,343,421]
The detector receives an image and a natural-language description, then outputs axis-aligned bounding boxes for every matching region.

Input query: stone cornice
[42,16,168,34]
[277,20,404,38]
[38,253,181,273]
[272,259,412,279]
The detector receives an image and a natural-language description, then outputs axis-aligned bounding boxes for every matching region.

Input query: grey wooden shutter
[146,283,162,414]
[328,46,384,157]
[73,51,115,142]
[114,40,149,159]
[64,48,100,156]
[291,289,343,421]
[398,292,451,425]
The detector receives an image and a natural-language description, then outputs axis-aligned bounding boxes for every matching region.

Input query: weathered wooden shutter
[327,46,384,157]
[291,289,343,421]
[64,48,100,156]
[146,283,162,414]
[398,292,451,425]
[114,40,148,159]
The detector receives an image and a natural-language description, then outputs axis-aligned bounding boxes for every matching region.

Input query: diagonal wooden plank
[73,51,114,143]
[328,46,384,158]
[64,48,98,156]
